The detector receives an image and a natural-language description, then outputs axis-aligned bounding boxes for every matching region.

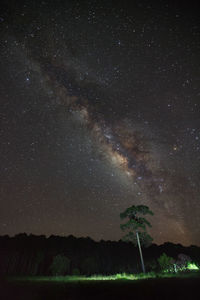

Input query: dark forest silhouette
[0,234,199,276]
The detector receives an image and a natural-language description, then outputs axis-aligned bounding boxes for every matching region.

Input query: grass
[8,270,200,282]
[2,271,200,300]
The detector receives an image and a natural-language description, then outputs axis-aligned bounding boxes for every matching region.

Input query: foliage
[174,253,191,272]
[157,253,174,272]
[173,253,200,272]
[187,262,199,270]
[49,254,70,276]
[158,253,199,273]
[120,205,154,246]
[0,234,200,276]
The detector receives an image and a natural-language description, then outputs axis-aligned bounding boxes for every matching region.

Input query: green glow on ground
[11,273,139,282]
[10,270,200,283]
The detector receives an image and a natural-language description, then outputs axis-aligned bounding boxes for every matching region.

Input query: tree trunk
[136,231,145,273]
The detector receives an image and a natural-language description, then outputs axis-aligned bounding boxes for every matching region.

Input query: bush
[173,253,192,272]
[175,254,191,271]
[157,253,174,272]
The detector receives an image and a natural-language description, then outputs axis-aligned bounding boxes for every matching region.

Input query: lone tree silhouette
[120,205,154,273]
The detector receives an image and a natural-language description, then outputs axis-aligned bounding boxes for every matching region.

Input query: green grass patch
[3,272,200,300]
[8,270,200,283]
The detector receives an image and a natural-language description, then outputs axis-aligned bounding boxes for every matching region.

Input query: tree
[120,205,154,273]
[49,254,70,276]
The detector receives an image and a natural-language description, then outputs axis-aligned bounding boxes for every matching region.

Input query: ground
[1,273,200,300]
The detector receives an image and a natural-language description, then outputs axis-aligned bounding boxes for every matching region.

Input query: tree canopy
[120,205,154,247]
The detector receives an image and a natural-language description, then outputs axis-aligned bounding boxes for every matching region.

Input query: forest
[0,234,200,276]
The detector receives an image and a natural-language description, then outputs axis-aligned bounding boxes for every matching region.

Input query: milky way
[0,0,200,245]
[41,60,162,194]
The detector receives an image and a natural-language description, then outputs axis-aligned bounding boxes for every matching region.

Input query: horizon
[1,232,200,248]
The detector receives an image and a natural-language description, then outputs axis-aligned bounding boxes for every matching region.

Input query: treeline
[0,234,199,276]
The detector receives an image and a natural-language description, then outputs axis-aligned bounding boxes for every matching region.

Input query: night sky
[0,0,200,246]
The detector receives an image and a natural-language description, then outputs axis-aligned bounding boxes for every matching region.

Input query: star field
[0,0,200,245]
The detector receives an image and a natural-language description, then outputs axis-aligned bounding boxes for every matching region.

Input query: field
[1,272,200,300]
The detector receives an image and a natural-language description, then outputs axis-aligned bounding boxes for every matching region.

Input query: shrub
[174,253,192,272]
[157,253,174,272]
